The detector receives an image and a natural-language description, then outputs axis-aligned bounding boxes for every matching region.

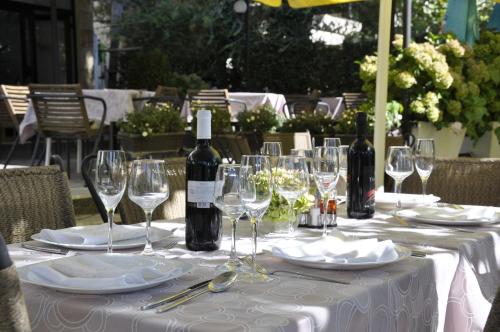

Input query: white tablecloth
[10,210,499,332]
[18,89,154,143]
[181,92,289,122]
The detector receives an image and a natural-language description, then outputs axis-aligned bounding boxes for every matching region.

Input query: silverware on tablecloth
[140,278,211,311]
[21,242,69,255]
[156,271,237,313]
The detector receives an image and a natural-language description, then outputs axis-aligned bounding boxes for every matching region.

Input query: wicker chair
[0,166,76,243]
[212,134,252,164]
[484,287,500,332]
[0,234,31,331]
[401,158,500,206]
[119,157,186,224]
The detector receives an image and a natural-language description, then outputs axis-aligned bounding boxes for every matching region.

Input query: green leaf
[495,127,500,145]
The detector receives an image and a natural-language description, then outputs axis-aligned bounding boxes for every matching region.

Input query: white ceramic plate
[31,227,174,250]
[376,193,440,210]
[271,245,411,270]
[395,207,500,226]
[18,254,193,294]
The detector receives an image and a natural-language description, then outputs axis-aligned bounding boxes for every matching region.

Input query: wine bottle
[347,112,375,219]
[185,110,222,251]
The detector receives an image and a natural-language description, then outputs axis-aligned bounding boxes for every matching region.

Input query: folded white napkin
[376,192,440,209]
[39,224,146,245]
[271,232,399,264]
[27,255,169,288]
[399,206,498,221]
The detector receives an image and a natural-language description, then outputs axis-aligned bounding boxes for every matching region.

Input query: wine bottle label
[187,180,215,208]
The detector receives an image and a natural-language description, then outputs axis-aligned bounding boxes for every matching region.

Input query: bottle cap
[196,110,211,139]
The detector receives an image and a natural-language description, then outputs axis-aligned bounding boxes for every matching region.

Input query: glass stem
[288,199,296,234]
[251,217,258,275]
[422,178,428,198]
[395,180,402,210]
[230,217,238,261]
[107,208,114,254]
[143,210,153,254]
[322,193,329,237]
[332,189,337,227]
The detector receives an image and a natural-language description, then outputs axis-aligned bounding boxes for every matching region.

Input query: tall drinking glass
[414,139,435,203]
[312,147,340,236]
[128,160,170,256]
[239,155,272,281]
[275,156,309,235]
[214,164,246,270]
[385,146,414,210]
[95,150,127,254]
[261,142,282,168]
[323,138,341,147]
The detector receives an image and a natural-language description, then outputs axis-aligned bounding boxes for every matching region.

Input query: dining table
[9,207,500,332]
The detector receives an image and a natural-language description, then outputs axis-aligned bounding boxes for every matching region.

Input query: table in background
[10,210,500,332]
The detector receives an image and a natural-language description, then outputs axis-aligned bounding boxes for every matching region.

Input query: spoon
[156,271,237,313]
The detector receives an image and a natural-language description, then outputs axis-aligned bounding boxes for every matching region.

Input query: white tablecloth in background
[181,92,289,122]
[19,89,154,143]
[10,209,499,332]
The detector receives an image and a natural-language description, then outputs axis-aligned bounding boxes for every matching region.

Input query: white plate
[395,206,500,226]
[271,245,411,270]
[376,193,440,210]
[31,226,174,250]
[18,254,193,294]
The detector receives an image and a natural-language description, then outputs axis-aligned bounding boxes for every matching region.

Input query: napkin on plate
[271,232,399,264]
[400,206,498,221]
[375,192,440,209]
[39,224,147,245]
[26,255,172,288]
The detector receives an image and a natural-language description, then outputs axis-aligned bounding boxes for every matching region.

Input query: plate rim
[18,253,193,294]
[395,207,500,226]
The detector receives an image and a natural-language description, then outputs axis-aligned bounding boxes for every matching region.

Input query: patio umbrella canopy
[255,0,392,188]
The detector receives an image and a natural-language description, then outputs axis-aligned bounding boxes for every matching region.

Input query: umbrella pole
[374,0,393,189]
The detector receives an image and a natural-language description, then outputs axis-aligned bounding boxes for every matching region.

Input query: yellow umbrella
[256,0,363,8]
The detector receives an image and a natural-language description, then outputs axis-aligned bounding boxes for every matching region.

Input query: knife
[21,242,69,255]
[140,278,212,310]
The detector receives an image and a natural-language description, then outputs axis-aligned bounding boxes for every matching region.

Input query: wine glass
[414,139,435,204]
[261,142,282,168]
[323,138,341,148]
[128,159,170,256]
[214,164,246,271]
[275,156,309,235]
[385,146,414,210]
[338,145,349,196]
[95,150,127,254]
[312,147,340,236]
[239,155,272,282]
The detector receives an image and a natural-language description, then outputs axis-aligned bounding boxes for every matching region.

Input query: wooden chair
[342,92,367,110]
[188,89,247,114]
[28,84,107,174]
[0,234,31,331]
[119,157,186,224]
[401,158,500,206]
[212,133,252,164]
[0,85,30,168]
[0,166,76,244]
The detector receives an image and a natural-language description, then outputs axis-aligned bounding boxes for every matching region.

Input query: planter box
[471,122,500,158]
[412,121,465,158]
[118,132,186,154]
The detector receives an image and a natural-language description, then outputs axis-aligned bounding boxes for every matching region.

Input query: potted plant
[237,104,280,153]
[118,103,186,154]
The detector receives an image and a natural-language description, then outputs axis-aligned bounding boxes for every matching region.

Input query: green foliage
[237,104,279,133]
[118,104,184,136]
[123,48,170,90]
[190,107,232,134]
[166,73,209,97]
[281,113,336,135]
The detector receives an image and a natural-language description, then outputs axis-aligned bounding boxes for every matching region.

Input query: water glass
[214,164,246,271]
[323,138,341,147]
[239,155,272,281]
[385,146,414,209]
[95,150,127,253]
[261,142,282,168]
[312,147,340,236]
[275,156,309,234]
[414,139,435,203]
[128,160,170,255]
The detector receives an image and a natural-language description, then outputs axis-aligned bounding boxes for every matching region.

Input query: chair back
[28,84,92,137]
[119,157,186,223]
[212,134,252,164]
[0,234,31,332]
[285,94,318,117]
[0,85,30,130]
[402,158,500,206]
[0,166,76,243]
[188,89,232,113]
[342,92,367,110]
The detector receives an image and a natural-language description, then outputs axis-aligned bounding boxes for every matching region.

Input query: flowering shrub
[335,101,402,135]
[191,107,232,134]
[118,103,184,137]
[237,104,279,133]
[280,113,336,135]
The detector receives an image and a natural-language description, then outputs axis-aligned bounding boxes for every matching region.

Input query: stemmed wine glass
[261,142,282,168]
[274,156,309,235]
[214,164,246,271]
[324,138,341,147]
[95,150,127,254]
[312,147,340,236]
[338,145,349,197]
[128,160,170,256]
[385,146,414,210]
[414,139,435,204]
[239,155,272,282]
